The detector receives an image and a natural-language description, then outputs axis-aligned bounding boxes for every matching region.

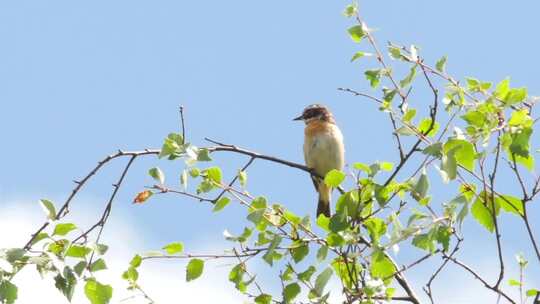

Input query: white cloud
[2,199,537,304]
[0,199,248,304]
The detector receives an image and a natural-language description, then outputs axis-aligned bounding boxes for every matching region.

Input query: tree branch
[444,254,516,304]
[23,149,159,249]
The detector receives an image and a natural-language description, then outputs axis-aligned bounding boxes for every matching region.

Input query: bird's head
[293,104,335,124]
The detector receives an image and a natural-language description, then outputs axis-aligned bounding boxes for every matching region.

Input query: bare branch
[24,149,159,249]
[179,105,186,144]
[444,254,516,304]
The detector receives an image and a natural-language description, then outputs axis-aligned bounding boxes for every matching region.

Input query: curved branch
[205,138,312,174]
[444,255,516,304]
[23,149,159,249]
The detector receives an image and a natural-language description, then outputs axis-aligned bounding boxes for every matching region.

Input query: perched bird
[294,104,345,217]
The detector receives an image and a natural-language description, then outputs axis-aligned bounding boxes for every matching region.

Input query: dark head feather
[293,104,335,123]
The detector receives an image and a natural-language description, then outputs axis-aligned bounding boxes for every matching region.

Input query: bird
[294,104,345,218]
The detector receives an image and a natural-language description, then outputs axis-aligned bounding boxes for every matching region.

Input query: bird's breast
[303,122,345,177]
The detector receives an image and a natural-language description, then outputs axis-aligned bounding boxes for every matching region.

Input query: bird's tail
[317,183,332,218]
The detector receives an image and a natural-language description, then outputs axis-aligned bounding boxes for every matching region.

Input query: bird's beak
[293,114,304,121]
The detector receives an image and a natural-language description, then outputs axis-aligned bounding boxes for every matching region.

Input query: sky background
[1,1,539,303]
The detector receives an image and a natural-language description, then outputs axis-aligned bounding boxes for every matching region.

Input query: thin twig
[444,255,516,304]
[73,155,137,256]
[24,149,159,249]
[179,105,186,144]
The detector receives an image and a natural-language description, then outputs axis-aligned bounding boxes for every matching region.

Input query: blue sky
[1,1,539,303]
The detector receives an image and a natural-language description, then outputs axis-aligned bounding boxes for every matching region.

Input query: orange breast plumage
[304,120,332,137]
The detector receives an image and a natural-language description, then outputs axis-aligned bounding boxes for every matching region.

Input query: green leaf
[316,214,330,232]
[94,243,109,256]
[283,283,301,303]
[189,168,200,178]
[317,246,328,262]
[375,183,390,206]
[418,118,439,137]
[213,197,231,212]
[130,254,142,268]
[262,235,282,266]
[74,261,87,276]
[229,264,246,292]
[4,248,26,264]
[148,167,165,184]
[466,77,491,92]
[496,195,524,216]
[396,126,417,136]
[205,166,222,184]
[364,218,387,244]
[412,233,435,253]
[90,259,107,272]
[509,127,532,158]
[508,279,521,286]
[84,279,112,304]
[197,148,212,161]
[461,110,486,128]
[238,170,248,187]
[329,211,348,233]
[513,153,535,171]
[39,199,56,220]
[324,169,346,187]
[196,180,213,194]
[441,148,457,181]
[250,196,267,210]
[370,250,396,279]
[380,162,394,171]
[224,227,253,243]
[436,226,451,252]
[122,266,139,283]
[347,25,364,43]
[48,239,68,256]
[281,265,295,281]
[0,281,18,304]
[388,46,404,60]
[326,232,345,246]
[494,78,510,100]
[365,69,382,88]
[255,294,272,304]
[403,109,417,123]
[162,242,184,254]
[504,87,527,105]
[383,88,398,103]
[435,56,447,72]
[526,289,539,297]
[66,245,92,258]
[180,169,188,189]
[247,209,266,226]
[186,259,204,281]
[353,162,371,174]
[30,232,49,245]
[471,192,498,233]
[343,3,357,17]
[159,133,184,159]
[313,268,333,297]
[423,142,443,157]
[509,109,533,128]
[411,172,429,201]
[399,65,417,88]
[284,211,301,225]
[291,243,309,263]
[298,266,317,282]
[351,51,368,62]
[55,267,77,301]
[53,223,77,236]
[443,139,476,171]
